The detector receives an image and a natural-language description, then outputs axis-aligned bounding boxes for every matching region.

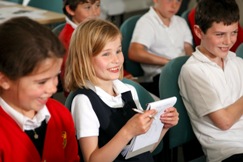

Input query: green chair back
[236,43,243,59]
[52,23,65,36]
[159,56,205,161]
[28,0,63,13]
[159,55,196,148]
[120,15,144,77]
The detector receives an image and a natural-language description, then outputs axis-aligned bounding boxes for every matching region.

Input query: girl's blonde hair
[64,18,123,91]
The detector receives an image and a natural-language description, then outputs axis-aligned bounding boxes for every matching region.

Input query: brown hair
[195,0,239,33]
[0,17,65,81]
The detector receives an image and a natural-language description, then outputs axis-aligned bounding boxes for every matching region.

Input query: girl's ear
[0,72,10,90]
[194,25,203,40]
[65,5,75,16]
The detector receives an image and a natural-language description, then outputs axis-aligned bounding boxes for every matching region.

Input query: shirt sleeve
[71,94,100,139]
[131,17,155,49]
[181,18,193,45]
[179,63,223,117]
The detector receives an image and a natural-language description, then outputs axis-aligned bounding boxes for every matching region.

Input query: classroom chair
[180,9,190,23]
[236,42,243,59]
[120,15,144,77]
[159,56,205,162]
[52,23,65,36]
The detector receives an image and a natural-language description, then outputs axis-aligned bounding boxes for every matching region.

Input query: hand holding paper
[122,96,177,159]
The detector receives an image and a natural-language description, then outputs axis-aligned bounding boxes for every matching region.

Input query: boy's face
[154,0,182,19]
[196,22,238,59]
[70,1,100,24]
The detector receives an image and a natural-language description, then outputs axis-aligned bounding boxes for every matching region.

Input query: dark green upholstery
[120,15,144,77]
[236,43,243,59]
[159,56,205,161]
[6,0,23,4]
[28,0,63,13]
[121,78,163,156]
[159,55,196,148]
[52,23,65,36]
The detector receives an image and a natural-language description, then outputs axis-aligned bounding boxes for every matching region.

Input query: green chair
[180,9,190,23]
[28,0,63,13]
[159,56,205,162]
[6,0,23,4]
[236,43,243,59]
[121,78,163,156]
[52,23,65,36]
[120,15,144,77]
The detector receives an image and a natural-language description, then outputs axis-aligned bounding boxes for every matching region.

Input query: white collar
[0,97,51,131]
[65,16,78,29]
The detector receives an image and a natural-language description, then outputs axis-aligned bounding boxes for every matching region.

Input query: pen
[132,108,155,120]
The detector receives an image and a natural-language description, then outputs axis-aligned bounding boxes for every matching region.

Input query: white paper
[122,96,177,159]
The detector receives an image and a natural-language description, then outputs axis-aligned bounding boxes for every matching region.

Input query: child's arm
[129,43,170,66]
[80,109,156,162]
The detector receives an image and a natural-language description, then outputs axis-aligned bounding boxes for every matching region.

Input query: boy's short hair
[63,0,98,19]
[195,0,239,33]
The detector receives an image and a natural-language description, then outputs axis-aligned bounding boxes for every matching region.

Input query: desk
[0,1,65,25]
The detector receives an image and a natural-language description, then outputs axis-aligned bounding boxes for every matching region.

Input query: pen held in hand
[132,108,155,120]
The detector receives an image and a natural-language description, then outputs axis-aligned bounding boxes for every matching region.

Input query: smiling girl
[64,18,179,162]
[0,17,79,162]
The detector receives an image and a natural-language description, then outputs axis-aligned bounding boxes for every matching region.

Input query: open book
[121,96,177,159]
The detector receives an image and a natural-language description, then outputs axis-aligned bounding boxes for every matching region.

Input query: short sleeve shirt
[131,7,193,82]
[178,48,243,162]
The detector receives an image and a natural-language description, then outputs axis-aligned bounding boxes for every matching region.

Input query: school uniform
[179,48,243,162]
[71,80,154,162]
[0,98,79,162]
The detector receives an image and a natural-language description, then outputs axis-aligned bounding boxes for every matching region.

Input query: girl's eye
[102,52,109,56]
[38,80,46,85]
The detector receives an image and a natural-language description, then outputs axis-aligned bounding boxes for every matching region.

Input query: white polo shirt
[71,79,142,139]
[131,7,193,82]
[178,48,243,162]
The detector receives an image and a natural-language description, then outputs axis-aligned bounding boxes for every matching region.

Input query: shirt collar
[0,97,51,131]
[65,16,78,29]
[193,47,236,66]
[86,79,130,93]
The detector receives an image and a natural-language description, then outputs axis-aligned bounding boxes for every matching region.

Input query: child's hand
[160,107,179,129]
[124,109,157,137]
